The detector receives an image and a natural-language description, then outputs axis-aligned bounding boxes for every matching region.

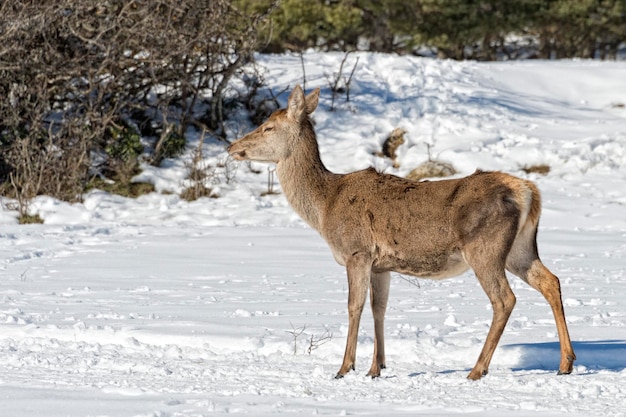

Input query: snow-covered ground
[1,53,625,416]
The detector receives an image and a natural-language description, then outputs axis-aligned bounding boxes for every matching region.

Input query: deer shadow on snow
[405,340,626,378]
[501,339,626,373]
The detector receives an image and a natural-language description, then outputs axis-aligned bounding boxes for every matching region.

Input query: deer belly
[374,249,469,280]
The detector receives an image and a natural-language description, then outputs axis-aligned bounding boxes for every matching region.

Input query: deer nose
[227,142,246,160]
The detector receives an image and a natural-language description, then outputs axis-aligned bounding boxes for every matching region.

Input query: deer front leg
[335,253,372,379]
[367,271,391,378]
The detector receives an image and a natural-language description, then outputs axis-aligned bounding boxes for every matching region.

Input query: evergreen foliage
[235,0,626,59]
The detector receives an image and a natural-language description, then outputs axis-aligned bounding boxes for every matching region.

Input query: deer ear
[304,88,320,115]
[287,85,306,120]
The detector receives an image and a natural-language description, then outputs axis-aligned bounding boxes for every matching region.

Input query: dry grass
[18,214,44,225]
[406,160,457,181]
[88,178,155,198]
[180,185,218,201]
[521,164,551,175]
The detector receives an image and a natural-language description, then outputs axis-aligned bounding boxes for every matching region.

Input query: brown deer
[228,85,575,380]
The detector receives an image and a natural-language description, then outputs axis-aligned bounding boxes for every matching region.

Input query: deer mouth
[230,150,246,160]
[227,144,247,160]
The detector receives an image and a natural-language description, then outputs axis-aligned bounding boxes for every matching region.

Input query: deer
[227,85,576,380]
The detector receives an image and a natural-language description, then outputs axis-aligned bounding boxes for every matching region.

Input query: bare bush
[286,322,333,355]
[306,326,333,355]
[325,51,360,111]
[181,138,217,202]
[0,0,276,211]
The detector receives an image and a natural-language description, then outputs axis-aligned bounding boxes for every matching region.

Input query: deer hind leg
[367,271,391,378]
[469,267,516,380]
[463,238,517,380]
[335,253,372,379]
[507,254,576,375]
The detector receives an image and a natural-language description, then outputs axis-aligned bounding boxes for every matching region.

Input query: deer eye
[263,126,273,132]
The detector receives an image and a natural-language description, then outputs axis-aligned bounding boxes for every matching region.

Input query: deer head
[228,85,320,163]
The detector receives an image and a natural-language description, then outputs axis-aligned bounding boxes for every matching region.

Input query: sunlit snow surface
[1,53,625,416]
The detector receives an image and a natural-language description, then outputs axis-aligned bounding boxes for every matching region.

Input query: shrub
[0,0,274,207]
[180,140,218,202]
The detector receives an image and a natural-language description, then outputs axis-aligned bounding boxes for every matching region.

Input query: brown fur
[228,85,575,380]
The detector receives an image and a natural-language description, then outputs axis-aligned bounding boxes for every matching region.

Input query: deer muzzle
[227,142,247,160]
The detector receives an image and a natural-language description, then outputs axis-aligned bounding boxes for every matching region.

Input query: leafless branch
[307,326,333,355]
[286,322,307,355]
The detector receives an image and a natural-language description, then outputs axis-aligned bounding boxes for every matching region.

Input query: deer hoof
[557,368,573,376]
[366,364,386,378]
[557,354,576,375]
[335,363,355,379]
[467,368,488,380]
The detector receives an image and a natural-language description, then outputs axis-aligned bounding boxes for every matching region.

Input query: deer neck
[275,129,334,231]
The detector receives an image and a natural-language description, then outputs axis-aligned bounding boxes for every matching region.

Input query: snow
[1,52,625,416]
